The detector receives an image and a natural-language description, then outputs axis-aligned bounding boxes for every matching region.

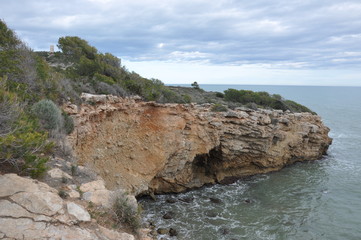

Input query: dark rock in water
[205,210,217,218]
[244,198,252,204]
[163,211,175,219]
[169,228,178,237]
[219,227,230,235]
[149,191,157,201]
[157,228,169,235]
[209,197,222,204]
[166,198,177,203]
[179,196,194,203]
[148,221,156,229]
[219,176,239,185]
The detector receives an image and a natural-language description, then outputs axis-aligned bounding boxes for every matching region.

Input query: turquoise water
[140,85,361,240]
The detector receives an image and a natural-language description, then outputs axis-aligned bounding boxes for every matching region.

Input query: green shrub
[284,100,315,114]
[0,82,53,177]
[94,73,115,85]
[23,154,49,178]
[0,113,52,178]
[211,103,228,112]
[182,94,192,103]
[58,189,68,199]
[224,88,313,113]
[215,92,224,98]
[32,99,63,131]
[113,194,141,232]
[245,102,258,110]
[62,111,74,134]
[71,164,77,176]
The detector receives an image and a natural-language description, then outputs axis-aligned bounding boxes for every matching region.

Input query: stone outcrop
[65,94,332,195]
[0,174,136,240]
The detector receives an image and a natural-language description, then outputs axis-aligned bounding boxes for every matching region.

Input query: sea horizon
[167,83,361,88]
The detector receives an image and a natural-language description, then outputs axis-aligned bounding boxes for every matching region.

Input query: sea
[139,85,361,240]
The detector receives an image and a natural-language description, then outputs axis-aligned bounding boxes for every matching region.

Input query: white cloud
[157,43,165,48]
[123,59,361,86]
[169,51,211,61]
[255,19,289,33]
[2,0,361,85]
[328,34,361,43]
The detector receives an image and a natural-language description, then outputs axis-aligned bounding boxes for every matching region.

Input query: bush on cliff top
[0,21,63,177]
[32,99,63,131]
[224,88,314,113]
[0,80,52,178]
[55,36,186,103]
[211,103,228,112]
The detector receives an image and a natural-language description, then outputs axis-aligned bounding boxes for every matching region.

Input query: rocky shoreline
[65,93,332,195]
[0,93,332,239]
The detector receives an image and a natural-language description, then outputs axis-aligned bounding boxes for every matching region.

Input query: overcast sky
[2,0,361,86]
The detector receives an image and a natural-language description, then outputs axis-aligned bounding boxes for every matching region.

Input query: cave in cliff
[192,146,223,180]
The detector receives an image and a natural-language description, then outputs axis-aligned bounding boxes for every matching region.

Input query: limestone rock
[0,200,51,222]
[67,202,91,222]
[98,226,135,240]
[65,94,332,194]
[82,189,113,207]
[10,191,63,216]
[80,180,114,207]
[224,111,239,118]
[81,92,108,103]
[80,179,106,192]
[47,167,73,180]
[63,103,78,115]
[66,185,81,198]
[0,174,137,240]
[0,174,55,197]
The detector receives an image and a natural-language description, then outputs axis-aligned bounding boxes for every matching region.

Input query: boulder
[67,202,91,222]
[0,174,137,240]
[47,168,73,180]
[10,191,63,216]
[80,180,114,207]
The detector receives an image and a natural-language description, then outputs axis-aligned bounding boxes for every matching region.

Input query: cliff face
[65,94,332,195]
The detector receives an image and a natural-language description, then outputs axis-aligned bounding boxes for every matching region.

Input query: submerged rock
[166,198,177,203]
[209,197,222,204]
[205,210,218,218]
[169,228,178,237]
[157,228,169,235]
[179,197,194,203]
[219,227,230,235]
[162,211,175,219]
[244,198,252,204]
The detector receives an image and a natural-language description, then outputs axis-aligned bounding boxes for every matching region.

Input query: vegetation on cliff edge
[0,19,314,177]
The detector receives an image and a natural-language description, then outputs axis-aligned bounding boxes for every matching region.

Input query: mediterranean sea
[140,85,361,240]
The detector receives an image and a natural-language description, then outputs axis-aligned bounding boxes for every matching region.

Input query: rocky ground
[0,158,154,240]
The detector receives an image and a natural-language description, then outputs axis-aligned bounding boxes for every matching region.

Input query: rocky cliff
[65,94,332,195]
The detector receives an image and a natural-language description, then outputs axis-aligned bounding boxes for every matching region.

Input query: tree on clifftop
[191,81,200,89]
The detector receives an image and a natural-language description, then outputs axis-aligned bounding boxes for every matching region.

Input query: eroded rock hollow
[65,94,332,195]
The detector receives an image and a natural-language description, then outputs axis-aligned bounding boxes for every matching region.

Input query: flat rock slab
[0,174,137,240]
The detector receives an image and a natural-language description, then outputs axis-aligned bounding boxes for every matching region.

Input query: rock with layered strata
[0,174,136,240]
[66,95,332,194]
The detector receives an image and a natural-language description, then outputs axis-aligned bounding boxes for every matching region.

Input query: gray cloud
[1,0,361,69]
